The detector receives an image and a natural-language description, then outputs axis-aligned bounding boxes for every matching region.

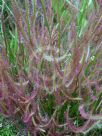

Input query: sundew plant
[0,0,102,135]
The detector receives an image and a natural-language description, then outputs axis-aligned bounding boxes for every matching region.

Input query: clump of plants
[0,0,102,135]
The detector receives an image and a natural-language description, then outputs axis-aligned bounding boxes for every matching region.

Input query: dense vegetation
[0,0,102,135]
